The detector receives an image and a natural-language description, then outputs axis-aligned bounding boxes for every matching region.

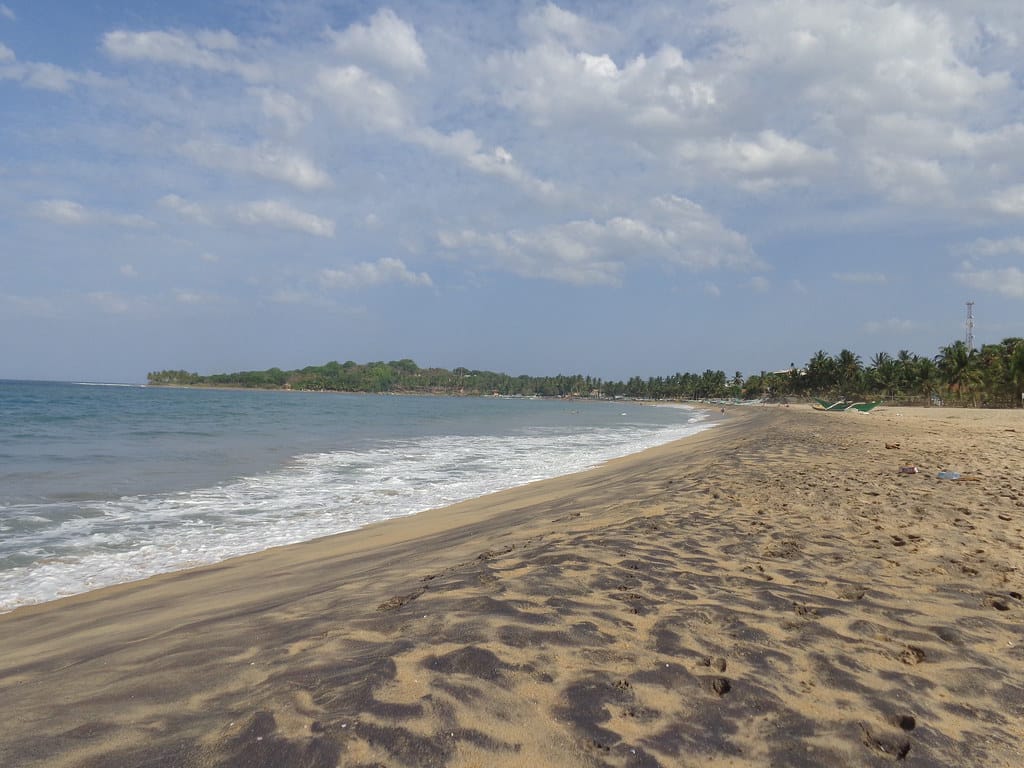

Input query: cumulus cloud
[715,0,1009,115]
[677,130,835,190]
[103,28,265,81]
[0,4,14,21]
[316,64,555,197]
[954,237,1024,258]
[33,199,152,228]
[234,200,335,238]
[158,193,210,224]
[833,272,888,284]
[174,290,217,305]
[329,8,427,77]
[250,87,311,135]
[321,257,433,289]
[484,1,1019,213]
[316,64,410,133]
[491,41,715,130]
[179,139,330,189]
[955,266,1024,298]
[0,50,88,92]
[990,185,1024,216]
[865,153,951,204]
[439,195,760,285]
[749,276,771,293]
[520,3,604,48]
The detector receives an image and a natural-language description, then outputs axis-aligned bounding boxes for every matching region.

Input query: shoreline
[0,401,721,615]
[1,406,1021,767]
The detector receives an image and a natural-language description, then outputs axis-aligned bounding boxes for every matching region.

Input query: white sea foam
[0,413,712,612]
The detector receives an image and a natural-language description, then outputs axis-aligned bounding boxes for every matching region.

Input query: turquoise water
[0,380,712,611]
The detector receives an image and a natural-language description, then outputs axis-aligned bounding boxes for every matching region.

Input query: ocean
[0,380,713,612]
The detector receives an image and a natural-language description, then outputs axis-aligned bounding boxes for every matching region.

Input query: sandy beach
[0,405,1021,767]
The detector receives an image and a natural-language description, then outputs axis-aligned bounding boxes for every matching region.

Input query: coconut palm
[1008,339,1024,407]
[915,357,939,405]
[935,341,978,405]
[804,350,835,395]
[835,349,863,398]
[870,352,899,400]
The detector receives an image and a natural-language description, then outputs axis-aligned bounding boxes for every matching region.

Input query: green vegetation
[148,336,1024,407]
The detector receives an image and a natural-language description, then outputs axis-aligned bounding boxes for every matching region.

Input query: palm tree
[935,341,977,405]
[915,357,939,405]
[870,352,899,400]
[1008,339,1024,408]
[835,349,863,398]
[895,350,914,392]
[805,350,835,395]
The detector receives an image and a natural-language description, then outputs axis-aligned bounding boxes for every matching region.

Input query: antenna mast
[965,301,975,351]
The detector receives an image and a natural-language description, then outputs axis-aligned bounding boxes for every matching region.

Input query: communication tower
[965,301,975,351]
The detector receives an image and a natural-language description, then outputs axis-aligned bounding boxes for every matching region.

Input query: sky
[2,0,1024,383]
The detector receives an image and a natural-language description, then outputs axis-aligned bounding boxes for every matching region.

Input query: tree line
[147,336,1024,407]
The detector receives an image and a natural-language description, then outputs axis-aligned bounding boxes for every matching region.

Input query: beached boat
[812,398,882,413]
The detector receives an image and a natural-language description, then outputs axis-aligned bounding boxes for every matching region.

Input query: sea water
[0,380,713,612]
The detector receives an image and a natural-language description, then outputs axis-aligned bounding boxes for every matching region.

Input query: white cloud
[23,62,75,91]
[790,279,807,294]
[704,282,721,297]
[316,64,555,197]
[0,4,13,21]
[33,199,152,228]
[483,1,1019,214]
[678,130,835,186]
[180,139,330,190]
[321,257,433,289]
[439,195,760,285]
[715,1,1009,116]
[234,200,335,238]
[103,29,265,81]
[120,264,138,278]
[158,193,210,224]
[329,8,427,77]
[990,185,1024,216]
[833,272,887,284]
[955,267,1024,298]
[250,87,311,135]
[491,41,715,131]
[954,237,1024,258]
[865,153,950,205]
[520,4,603,48]
[864,317,917,333]
[0,54,85,92]
[34,199,88,223]
[174,290,216,304]
[316,64,410,133]
[749,276,770,293]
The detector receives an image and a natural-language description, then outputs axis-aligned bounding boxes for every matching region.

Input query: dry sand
[0,405,1022,767]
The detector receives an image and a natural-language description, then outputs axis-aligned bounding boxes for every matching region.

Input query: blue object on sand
[937,471,961,480]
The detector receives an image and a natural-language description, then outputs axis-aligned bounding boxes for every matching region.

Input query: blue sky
[2,0,1023,383]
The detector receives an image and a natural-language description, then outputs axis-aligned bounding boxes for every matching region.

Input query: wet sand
[0,405,1022,767]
